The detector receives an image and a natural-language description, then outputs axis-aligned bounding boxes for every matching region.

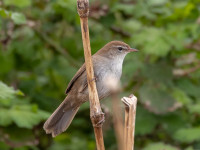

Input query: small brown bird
[43,41,138,137]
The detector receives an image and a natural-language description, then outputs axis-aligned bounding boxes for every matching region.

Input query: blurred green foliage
[0,0,200,149]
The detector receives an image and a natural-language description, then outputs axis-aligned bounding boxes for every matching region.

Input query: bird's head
[96,41,138,59]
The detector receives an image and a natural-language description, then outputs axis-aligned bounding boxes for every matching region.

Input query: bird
[43,41,138,137]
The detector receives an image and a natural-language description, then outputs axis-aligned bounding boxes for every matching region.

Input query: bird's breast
[94,58,123,99]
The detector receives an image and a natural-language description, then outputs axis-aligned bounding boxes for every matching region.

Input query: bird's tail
[43,96,79,137]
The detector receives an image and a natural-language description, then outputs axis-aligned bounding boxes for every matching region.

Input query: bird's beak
[128,48,139,52]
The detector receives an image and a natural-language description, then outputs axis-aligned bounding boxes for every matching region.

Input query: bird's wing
[65,56,100,94]
[65,64,86,94]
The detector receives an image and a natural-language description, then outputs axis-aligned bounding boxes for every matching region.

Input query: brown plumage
[43,41,138,137]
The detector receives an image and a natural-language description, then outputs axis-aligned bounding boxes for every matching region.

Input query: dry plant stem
[122,94,137,150]
[77,0,105,150]
[111,93,124,150]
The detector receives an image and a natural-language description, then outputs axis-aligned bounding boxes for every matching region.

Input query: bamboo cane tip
[121,94,137,107]
[77,0,89,18]
[129,94,134,98]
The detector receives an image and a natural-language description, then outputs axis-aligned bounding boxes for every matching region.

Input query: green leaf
[10,105,49,128]
[111,4,135,15]
[15,90,25,96]
[0,141,10,150]
[133,28,171,56]
[135,107,157,135]
[0,109,12,126]
[0,81,15,101]
[38,110,50,120]
[11,12,26,24]
[123,20,142,33]
[10,109,41,128]
[143,142,178,150]
[139,82,176,114]
[141,63,173,84]
[0,8,11,18]
[177,79,200,99]
[0,52,14,74]
[0,82,25,106]
[147,0,168,6]
[132,2,157,19]
[185,146,194,150]
[188,103,200,114]
[4,0,32,8]
[174,127,200,143]
[161,113,188,134]
[172,88,192,105]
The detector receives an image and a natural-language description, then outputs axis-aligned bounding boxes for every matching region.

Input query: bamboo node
[91,112,105,127]
[77,0,89,18]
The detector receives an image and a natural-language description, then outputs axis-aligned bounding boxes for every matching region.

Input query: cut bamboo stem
[77,0,105,150]
[122,94,137,150]
[105,77,124,150]
[112,94,124,150]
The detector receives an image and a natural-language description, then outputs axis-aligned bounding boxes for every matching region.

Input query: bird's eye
[118,47,123,51]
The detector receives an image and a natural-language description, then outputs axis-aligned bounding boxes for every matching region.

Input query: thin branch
[77,0,105,150]
[106,77,124,150]
[173,63,200,77]
[186,42,200,51]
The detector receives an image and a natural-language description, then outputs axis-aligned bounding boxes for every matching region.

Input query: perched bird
[43,41,138,137]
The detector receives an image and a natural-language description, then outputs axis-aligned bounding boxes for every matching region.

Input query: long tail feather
[43,97,79,137]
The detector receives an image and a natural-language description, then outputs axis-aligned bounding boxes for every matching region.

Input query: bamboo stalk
[122,94,137,150]
[105,77,124,150]
[111,94,124,150]
[77,0,105,150]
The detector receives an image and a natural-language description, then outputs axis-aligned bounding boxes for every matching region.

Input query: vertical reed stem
[77,0,105,150]
[122,94,137,150]
[111,94,124,150]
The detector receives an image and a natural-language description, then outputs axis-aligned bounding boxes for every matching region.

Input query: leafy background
[0,0,200,149]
